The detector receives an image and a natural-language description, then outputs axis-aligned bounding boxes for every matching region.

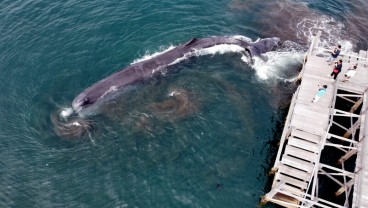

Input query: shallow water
[0,0,367,207]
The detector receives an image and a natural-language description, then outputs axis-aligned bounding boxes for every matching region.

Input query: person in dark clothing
[326,44,341,64]
[328,59,343,80]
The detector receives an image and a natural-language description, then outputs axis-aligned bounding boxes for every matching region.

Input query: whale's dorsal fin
[185,38,198,46]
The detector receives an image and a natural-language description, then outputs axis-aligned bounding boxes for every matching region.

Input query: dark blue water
[1,0,367,207]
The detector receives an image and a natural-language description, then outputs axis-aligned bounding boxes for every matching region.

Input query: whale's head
[72,84,125,114]
[72,93,95,113]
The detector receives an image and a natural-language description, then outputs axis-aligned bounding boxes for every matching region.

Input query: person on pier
[326,44,341,65]
[327,59,343,81]
[312,85,328,103]
[342,64,357,82]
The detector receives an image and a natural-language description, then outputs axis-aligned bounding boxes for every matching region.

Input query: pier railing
[297,31,322,81]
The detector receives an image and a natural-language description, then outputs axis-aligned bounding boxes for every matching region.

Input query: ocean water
[0,0,367,207]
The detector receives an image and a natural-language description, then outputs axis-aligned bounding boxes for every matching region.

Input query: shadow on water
[260,78,299,207]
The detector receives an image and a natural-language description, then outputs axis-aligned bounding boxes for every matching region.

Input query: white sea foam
[232,35,252,42]
[99,85,118,99]
[295,15,354,54]
[169,44,246,66]
[129,35,303,82]
[168,90,180,97]
[131,35,251,65]
[249,50,304,81]
[60,107,74,118]
[131,46,176,64]
[163,43,304,81]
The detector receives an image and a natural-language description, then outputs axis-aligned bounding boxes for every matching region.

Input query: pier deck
[263,31,368,208]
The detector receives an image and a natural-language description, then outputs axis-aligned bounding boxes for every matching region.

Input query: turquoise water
[1,0,367,207]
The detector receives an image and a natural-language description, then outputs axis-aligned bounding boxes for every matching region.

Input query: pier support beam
[338,149,357,165]
[336,179,355,196]
[349,97,363,113]
[269,167,278,176]
[343,117,361,138]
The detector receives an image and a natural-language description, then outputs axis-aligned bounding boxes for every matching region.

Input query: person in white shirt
[342,64,357,82]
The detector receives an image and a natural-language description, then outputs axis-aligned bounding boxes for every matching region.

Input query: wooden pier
[262,31,368,208]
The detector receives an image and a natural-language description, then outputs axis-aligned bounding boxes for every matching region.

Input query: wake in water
[52,87,200,138]
[51,107,93,138]
[250,50,304,81]
[150,88,199,121]
[230,0,354,53]
[134,36,303,82]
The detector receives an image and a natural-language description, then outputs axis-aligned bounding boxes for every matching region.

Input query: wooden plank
[293,102,330,116]
[299,71,333,83]
[278,163,311,181]
[285,145,319,163]
[303,69,333,80]
[293,110,329,122]
[277,174,308,189]
[291,129,321,143]
[303,56,362,84]
[305,56,330,67]
[277,182,306,197]
[300,70,333,83]
[281,155,315,173]
[339,82,366,94]
[352,65,368,87]
[298,83,334,103]
[272,193,300,207]
[289,117,326,136]
[297,93,332,108]
[298,78,334,95]
[288,137,320,153]
[291,112,327,126]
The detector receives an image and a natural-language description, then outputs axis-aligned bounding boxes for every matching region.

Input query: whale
[72,36,280,114]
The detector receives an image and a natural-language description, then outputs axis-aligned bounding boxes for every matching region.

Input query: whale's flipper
[258,54,268,62]
[241,50,254,64]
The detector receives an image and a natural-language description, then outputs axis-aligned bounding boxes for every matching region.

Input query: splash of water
[60,107,74,119]
[131,46,176,64]
[169,44,246,66]
[129,35,301,81]
[51,108,93,139]
[248,51,304,81]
